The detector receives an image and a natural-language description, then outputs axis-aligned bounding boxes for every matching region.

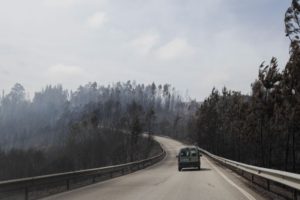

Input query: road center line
[204,157,256,200]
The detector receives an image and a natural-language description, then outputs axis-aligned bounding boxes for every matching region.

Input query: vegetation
[0,81,194,181]
[192,0,300,173]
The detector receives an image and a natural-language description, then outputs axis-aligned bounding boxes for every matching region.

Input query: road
[43,136,268,200]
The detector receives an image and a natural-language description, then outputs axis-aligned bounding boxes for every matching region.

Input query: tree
[283,0,300,171]
[285,0,300,54]
[127,101,144,161]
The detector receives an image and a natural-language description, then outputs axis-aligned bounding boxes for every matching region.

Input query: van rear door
[190,148,199,162]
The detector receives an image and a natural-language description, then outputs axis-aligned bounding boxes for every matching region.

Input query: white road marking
[204,157,257,200]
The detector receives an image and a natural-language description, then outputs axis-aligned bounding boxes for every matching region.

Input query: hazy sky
[0,0,291,100]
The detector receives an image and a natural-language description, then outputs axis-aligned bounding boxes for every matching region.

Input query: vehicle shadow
[180,168,211,172]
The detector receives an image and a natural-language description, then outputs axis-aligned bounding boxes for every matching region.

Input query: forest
[192,0,300,173]
[0,0,299,181]
[0,81,196,180]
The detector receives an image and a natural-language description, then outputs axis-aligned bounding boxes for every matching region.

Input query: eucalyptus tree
[284,0,300,171]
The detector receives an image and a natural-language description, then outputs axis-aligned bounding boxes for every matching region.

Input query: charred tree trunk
[292,125,296,172]
[260,117,265,167]
[285,130,290,171]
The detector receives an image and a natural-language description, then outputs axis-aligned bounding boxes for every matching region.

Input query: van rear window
[180,148,198,157]
[180,150,189,156]
[190,150,197,156]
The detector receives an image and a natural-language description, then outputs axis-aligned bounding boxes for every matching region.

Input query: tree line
[0,81,195,180]
[192,0,300,173]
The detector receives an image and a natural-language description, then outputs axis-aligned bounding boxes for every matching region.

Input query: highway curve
[43,136,268,200]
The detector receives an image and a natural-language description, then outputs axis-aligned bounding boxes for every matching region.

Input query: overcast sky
[0,0,291,100]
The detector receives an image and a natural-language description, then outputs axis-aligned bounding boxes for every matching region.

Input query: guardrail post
[25,187,29,200]
[67,179,70,190]
[267,180,270,191]
[251,174,254,183]
[294,190,298,200]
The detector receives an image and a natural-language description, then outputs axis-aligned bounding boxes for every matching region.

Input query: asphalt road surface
[43,136,268,200]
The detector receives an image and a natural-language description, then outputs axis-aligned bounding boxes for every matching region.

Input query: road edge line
[204,157,256,200]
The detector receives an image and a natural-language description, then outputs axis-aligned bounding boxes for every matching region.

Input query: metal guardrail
[0,145,166,200]
[198,148,300,200]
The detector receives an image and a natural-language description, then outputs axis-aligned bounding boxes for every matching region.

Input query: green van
[177,147,202,171]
